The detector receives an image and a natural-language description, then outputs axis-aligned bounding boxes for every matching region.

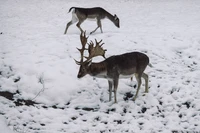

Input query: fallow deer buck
[64,7,120,34]
[75,32,150,103]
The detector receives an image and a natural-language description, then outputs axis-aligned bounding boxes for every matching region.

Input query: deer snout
[116,23,120,28]
[77,72,85,78]
[77,73,82,78]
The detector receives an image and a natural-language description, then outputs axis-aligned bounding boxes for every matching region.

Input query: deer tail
[68,7,75,13]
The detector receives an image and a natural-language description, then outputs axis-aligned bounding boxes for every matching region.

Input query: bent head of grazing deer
[75,32,150,103]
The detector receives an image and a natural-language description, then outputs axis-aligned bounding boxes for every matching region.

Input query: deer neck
[87,61,107,78]
[105,11,115,22]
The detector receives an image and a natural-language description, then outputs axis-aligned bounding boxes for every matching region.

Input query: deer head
[75,32,107,78]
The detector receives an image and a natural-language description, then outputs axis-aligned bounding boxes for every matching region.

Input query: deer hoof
[90,31,95,35]
[143,92,148,96]
[133,97,136,101]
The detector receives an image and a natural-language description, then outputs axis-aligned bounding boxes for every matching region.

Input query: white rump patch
[71,12,79,23]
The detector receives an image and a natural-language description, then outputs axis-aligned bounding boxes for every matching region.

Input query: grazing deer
[75,32,150,103]
[64,7,120,34]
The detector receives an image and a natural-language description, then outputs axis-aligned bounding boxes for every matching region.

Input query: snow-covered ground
[1,0,200,132]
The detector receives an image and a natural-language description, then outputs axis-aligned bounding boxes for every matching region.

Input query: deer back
[104,52,149,77]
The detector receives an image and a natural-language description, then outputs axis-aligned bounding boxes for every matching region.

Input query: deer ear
[87,59,92,66]
[114,14,118,20]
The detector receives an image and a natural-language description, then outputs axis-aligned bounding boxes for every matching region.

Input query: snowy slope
[1,0,200,132]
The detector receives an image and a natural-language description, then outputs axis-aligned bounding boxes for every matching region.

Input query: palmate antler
[75,31,107,65]
[86,39,107,60]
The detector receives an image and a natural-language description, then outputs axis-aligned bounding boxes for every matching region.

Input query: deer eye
[82,67,86,71]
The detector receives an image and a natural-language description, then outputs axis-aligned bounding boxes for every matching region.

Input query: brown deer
[75,32,150,103]
[64,7,120,34]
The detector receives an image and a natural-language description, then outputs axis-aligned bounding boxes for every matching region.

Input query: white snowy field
[1,0,200,132]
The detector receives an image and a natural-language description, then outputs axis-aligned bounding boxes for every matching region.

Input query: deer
[75,32,150,103]
[64,7,120,34]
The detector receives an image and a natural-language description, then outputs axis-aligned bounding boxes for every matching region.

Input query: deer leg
[113,78,119,103]
[64,14,78,34]
[108,80,113,101]
[142,73,149,93]
[90,26,99,35]
[64,21,73,34]
[99,20,103,33]
[90,19,102,34]
[133,74,142,101]
[76,21,84,33]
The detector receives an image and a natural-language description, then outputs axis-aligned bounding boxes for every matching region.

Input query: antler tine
[94,39,105,47]
[94,39,101,45]
[74,58,81,65]
[100,43,105,47]
[88,40,94,46]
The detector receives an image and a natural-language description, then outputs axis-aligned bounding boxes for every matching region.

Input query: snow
[1,0,200,132]
[0,116,15,133]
